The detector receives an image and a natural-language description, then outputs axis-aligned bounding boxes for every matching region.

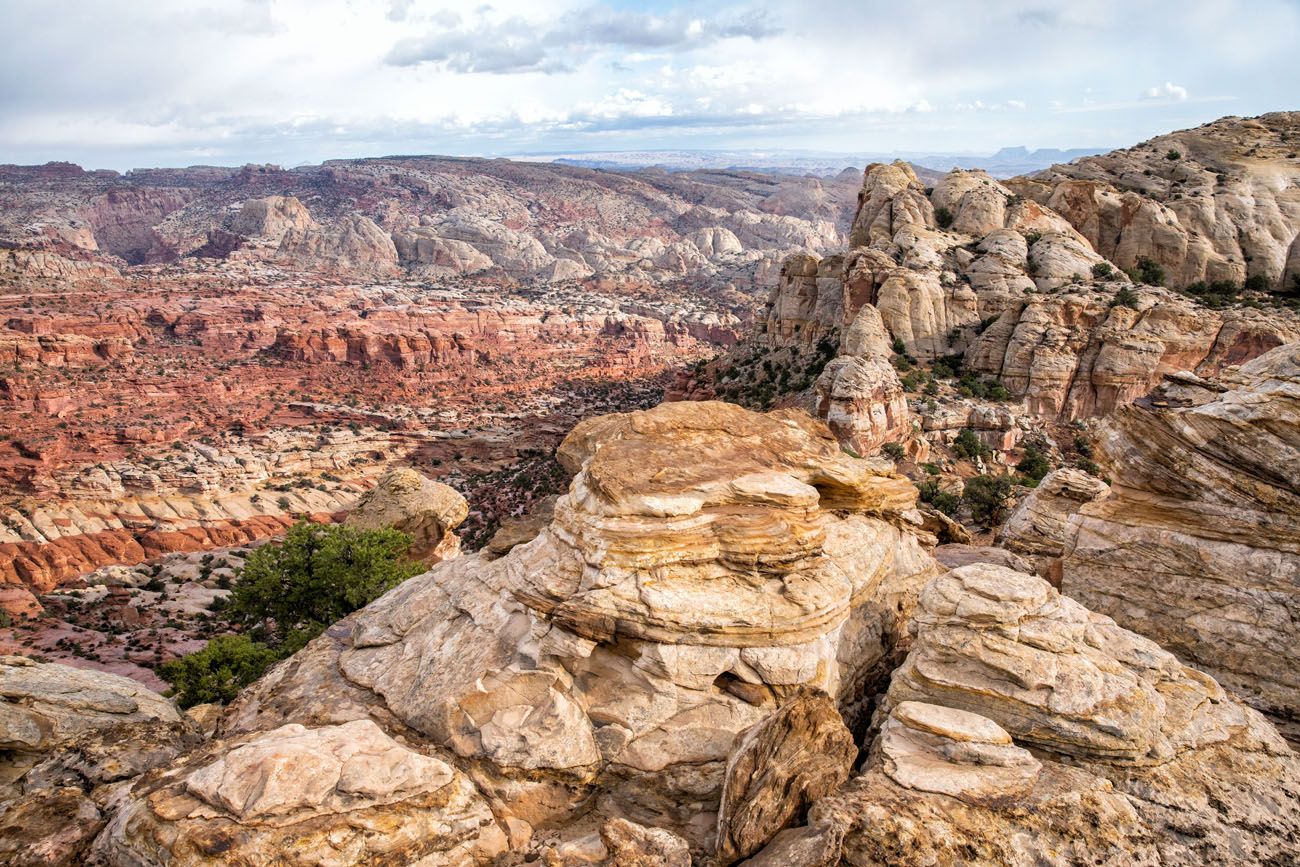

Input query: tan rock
[344,466,468,563]
[91,719,506,865]
[715,688,856,865]
[999,467,1110,557]
[600,817,691,867]
[1062,343,1300,739]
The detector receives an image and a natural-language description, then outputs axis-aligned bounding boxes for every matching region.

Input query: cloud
[1143,81,1189,101]
[386,0,413,22]
[384,4,781,73]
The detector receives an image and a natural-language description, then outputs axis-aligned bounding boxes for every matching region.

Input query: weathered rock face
[1062,342,1300,740]
[999,467,1110,579]
[343,466,468,563]
[215,401,937,850]
[277,214,400,276]
[92,719,506,865]
[0,655,180,793]
[747,564,1300,866]
[963,288,1299,419]
[700,124,1300,445]
[1013,111,1300,291]
[229,195,316,242]
[714,688,856,865]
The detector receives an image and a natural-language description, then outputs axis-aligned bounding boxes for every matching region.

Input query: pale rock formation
[714,688,855,865]
[689,226,744,259]
[424,213,556,276]
[344,466,468,563]
[744,564,1300,865]
[812,305,910,455]
[1013,112,1300,290]
[217,401,938,849]
[91,719,506,865]
[1062,343,1300,739]
[878,701,1040,804]
[999,467,1110,579]
[392,226,493,274]
[277,214,400,276]
[0,656,179,784]
[229,195,316,242]
[600,817,692,867]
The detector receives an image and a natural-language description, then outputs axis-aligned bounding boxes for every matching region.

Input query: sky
[1,0,1297,171]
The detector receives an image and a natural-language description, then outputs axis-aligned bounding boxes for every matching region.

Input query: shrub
[1166,149,1181,161]
[1016,443,1052,483]
[1113,286,1140,309]
[882,442,906,461]
[953,428,990,461]
[226,521,423,649]
[917,480,961,517]
[891,337,906,355]
[935,206,954,229]
[1244,274,1269,293]
[1091,262,1114,280]
[1134,257,1165,286]
[963,474,1016,527]
[159,635,280,709]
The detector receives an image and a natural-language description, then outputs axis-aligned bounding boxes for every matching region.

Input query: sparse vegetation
[935,206,954,229]
[953,428,991,461]
[963,473,1017,527]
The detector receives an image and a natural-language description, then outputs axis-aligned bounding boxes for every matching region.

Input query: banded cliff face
[1061,343,1300,740]
[719,138,1298,445]
[1011,111,1300,292]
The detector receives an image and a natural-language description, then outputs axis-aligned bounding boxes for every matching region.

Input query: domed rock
[344,466,468,564]
[218,401,939,847]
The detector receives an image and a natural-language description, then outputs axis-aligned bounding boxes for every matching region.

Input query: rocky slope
[755,565,1300,866]
[682,114,1300,458]
[1061,342,1300,741]
[1012,112,1300,292]
[0,157,857,289]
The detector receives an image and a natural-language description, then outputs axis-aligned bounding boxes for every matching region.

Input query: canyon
[1,112,1299,865]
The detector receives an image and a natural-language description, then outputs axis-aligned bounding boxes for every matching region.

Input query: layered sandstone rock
[277,214,400,276]
[92,719,506,865]
[0,656,180,790]
[999,467,1110,578]
[229,195,316,242]
[746,564,1300,865]
[344,467,468,563]
[214,401,937,850]
[1013,111,1300,291]
[1062,342,1300,739]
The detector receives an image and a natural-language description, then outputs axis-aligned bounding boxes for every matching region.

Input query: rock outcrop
[0,655,180,791]
[344,466,468,563]
[746,564,1300,865]
[1012,111,1300,291]
[206,401,937,851]
[999,467,1109,579]
[277,214,400,276]
[229,195,316,242]
[1062,342,1300,740]
[92,719,506,865]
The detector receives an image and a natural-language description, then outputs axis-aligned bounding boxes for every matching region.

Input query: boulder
[344,466,468,563]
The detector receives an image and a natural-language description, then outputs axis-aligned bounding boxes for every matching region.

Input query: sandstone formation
[277,214,400,276]
[0,655,180,791]
[1012,112,1300,291]
[693,119,1300,455]
[714,688,856,865]
[343,466,468,563]
[744,564,1300,865]
[1062,342,1300,740]
[999,467,1110,578]
[209,401,937,853]
[92,719,506,865]
[229,195,316,242]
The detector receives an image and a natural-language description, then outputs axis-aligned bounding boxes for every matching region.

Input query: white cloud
[0,0,1295,168]
[1143,81,1189,101]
